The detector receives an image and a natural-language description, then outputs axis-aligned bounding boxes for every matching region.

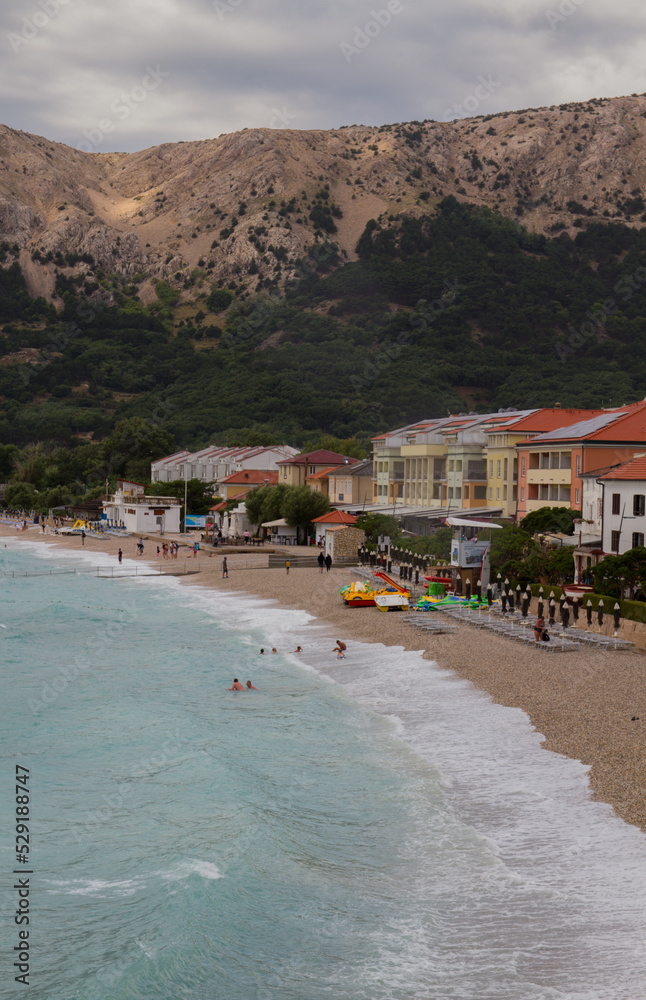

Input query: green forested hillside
[2,199,646,467]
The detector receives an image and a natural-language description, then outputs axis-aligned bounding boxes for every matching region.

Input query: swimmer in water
[228,678,245,691]
[271,648,278,653]
[246,680,258,690]
[333,640,346,659]
[293,646,303,653]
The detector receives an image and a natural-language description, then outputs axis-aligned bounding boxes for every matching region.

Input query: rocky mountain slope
[2,93,646,302]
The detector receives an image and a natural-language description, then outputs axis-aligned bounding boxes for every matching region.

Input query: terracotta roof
[210,501,228,512]
[598,455,646,481]
[306,466,338,480]
[219,470,279,485]
[311,510,359,525]
[506,408,607,435]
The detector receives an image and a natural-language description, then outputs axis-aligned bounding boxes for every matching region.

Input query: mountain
[2,93,646,302]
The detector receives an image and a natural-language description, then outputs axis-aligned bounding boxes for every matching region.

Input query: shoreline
[4,526,646,834]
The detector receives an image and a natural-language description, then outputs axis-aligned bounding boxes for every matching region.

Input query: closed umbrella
[562,605,570,630]
[572,595,579,625]
[549,599,556,625]
[539,585,544,598]
[537,597,544,618]
[516,584,522,606]
[521,593,530,618]
[508,589,515,613]
[613,602,621,636]
[486,583,493,607]
[501,590,508,613]
[586,599,593,628]
[476,578,482,603]
[597,599,604,631]
[465,578,472,601]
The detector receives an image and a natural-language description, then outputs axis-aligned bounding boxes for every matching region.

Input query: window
[504,458,508,481]
[612,493,621,516]
[521,457,526,477]
[496,487,500,500]
[496,460,501,478]
[488,487,493,500]
[463,485,469,499]
[489,460,494,477]
[448,460,454,472]
[521,487,525,501]
[309,465,316,474]
[611,530,621,552]
[633,533,644,548]
[576,455,581,476]
[456,460,462,472]
[634,494,645,517]
[447,487,453,499]
[338,493,344,501]
[575,488,580,505]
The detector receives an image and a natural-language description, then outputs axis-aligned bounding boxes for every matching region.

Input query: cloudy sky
[1,0,645,153]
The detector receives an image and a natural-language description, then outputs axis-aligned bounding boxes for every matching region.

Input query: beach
[4,524,646,835]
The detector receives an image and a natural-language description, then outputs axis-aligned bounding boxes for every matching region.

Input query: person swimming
[228,678,245,691]
[246,680,258,690]
[293,646,303,653]
[333,640,346,659]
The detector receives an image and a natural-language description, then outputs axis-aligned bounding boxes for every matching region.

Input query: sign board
[185,515,207,528]
[451,539,491,568]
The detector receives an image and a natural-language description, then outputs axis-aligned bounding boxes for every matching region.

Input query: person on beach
[325,554,332,572]
[81,529,86,546]
[534,615,546,643]
[333,640,346,659]
[318,552,325,573]
[285,559,290,575]
[118,548,123,564]
[228,679,245,691]
[156,546,160,559]
[246,680,258,690]
[222,557,228,578]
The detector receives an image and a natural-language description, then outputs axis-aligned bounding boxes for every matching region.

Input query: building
[214,470,278,502]
[102,486,181,534]
[328,460,374,507]
[597,456,646,556]
[311,510,365,561]
[276,449,359,488]
[151,445,298,484]
[516,402,646,519]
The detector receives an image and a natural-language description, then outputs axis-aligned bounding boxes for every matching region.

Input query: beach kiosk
[447,516,501,592]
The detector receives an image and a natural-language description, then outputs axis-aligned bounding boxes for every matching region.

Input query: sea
[2,538,646,1000]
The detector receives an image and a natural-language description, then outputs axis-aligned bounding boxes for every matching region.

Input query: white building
[598,456,646,556]
[103,488,181,535]
[151,445,299,484]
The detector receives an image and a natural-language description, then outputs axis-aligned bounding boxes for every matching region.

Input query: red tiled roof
[306,466,339,480]
[210,501,228,512]
[311,510,359,525]
[219,470,279,485]
[598,455,646,481]
[508,407,608,435]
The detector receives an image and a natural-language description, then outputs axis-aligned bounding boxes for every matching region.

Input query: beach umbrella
[572,595,579,624]
[522,593,530,618]
[516,584,522,606]
[508,589,515,612]
[561,605,570,630]
[539,585,544,599]
[476,578,482,603]
[501,590,508,613]
[549,590,555,601]
[537,597,544,618]
[496,573,502,595]
[486,583,493,607]
[613,602,621,636]
[586,600,593,628]
[597,599,604,631]
[504,578,510,592]
[465,578,471,600]
[549,599,556,625]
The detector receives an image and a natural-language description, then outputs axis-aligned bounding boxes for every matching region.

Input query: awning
[447,517,502,529]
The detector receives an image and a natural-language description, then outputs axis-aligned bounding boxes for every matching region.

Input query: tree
[594,546,646,598]
[0,443,19,481]
[245,483,290,528]
[543,544,575,585]
[100,418,175,480]
[4,482,37,510]
[488,524,535,579]
[282,486,330,536]
[355,513,403,549]
[146,479,217,516]
[520,507,581,536]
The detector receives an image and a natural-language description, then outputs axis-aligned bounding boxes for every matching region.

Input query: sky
[1,0,645,153]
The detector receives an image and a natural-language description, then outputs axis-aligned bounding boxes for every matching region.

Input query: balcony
[463,472,487,481]
[526,468,572,486]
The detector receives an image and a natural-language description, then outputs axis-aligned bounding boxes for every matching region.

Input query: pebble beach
[5,525,646,834]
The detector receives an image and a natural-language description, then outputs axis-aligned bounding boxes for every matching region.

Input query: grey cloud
[0,0,644,151]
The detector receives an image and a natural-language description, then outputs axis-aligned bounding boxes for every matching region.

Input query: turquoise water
[2,539,646,999]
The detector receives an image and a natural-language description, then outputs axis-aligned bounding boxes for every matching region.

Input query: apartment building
[151,445,299,484]
[516,402,646,519]
[598,456,646,555]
